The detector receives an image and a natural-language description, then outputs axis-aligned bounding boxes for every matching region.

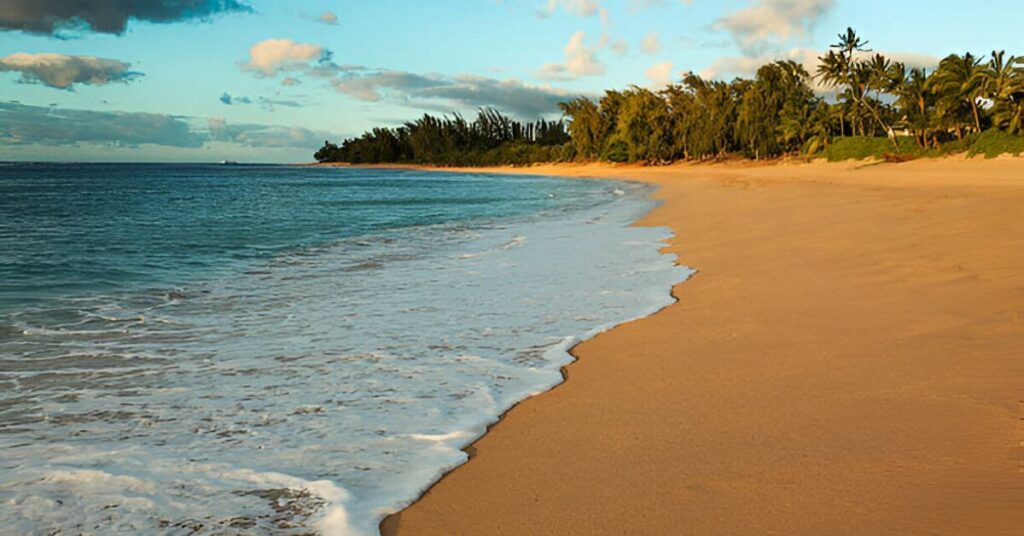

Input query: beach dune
[383,157,1024,535]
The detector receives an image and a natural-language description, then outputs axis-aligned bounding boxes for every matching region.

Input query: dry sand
[381,157,1024,535]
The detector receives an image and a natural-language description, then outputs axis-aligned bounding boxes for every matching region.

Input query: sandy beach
[381,157,1024,535]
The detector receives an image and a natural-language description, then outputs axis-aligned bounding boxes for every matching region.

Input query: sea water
[0,164,691,535]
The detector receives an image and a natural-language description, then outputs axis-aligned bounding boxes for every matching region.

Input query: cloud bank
[0,102,202,147]
[414,76,578,118]
[0,102,329,149]
[206,118,327,148]
[330,70,577,117]
[0,53,141,89]
[0,0,251,35]
[239,39,577,118]
[701,47,940,92]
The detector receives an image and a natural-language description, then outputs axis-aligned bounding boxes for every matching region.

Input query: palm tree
[999,57,1024,134]
[865,54,895,100]
[891,66,935,147]
[980,51,1024,134]
[817,29,899,149]
[930,52,988,137]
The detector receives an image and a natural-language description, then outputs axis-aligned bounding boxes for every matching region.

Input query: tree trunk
[918,99,927,148]
[971,100,982,133]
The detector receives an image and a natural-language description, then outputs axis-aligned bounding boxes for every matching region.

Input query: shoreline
[375,157,1024,535]
[379,175,692,534]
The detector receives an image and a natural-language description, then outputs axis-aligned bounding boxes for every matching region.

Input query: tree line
[315,29,1024,166]
[314,108,570,166]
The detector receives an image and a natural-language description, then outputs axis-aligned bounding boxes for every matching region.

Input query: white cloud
[641,32,660,55]
[713,0,834,55]
[317,11,338,25]
[629,0,694,9]
[0,52,141,89]
[243,39,329,76]
[537,31,606,80]
[538,0,601,17]
[645,61,674,88]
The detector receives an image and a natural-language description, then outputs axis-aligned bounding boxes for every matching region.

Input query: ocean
[0,163,691,535]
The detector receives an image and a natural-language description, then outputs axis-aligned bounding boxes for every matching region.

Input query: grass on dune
[966,129,1024,158]
[822,137,920,161]
[821,130,1024,162]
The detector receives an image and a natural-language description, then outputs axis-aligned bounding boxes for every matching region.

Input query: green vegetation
[315,29,1024,166]
[822,137,918,161]
[822,131,1024,161]
[966,129,1024,158]
[313,109,570,166]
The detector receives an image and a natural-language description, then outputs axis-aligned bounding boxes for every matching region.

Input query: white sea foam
[42,469,157,493]
[503,235,527,247]
[405,430,474,442]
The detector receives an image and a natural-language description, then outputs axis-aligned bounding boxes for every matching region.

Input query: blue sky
[2,0,1023,162]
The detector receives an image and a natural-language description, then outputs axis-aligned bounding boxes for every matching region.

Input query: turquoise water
[0,164,690,535]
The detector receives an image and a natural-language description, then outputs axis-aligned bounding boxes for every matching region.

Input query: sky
[1,0,1023,163]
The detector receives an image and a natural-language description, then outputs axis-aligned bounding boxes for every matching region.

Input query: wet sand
[381,157,1024,535]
